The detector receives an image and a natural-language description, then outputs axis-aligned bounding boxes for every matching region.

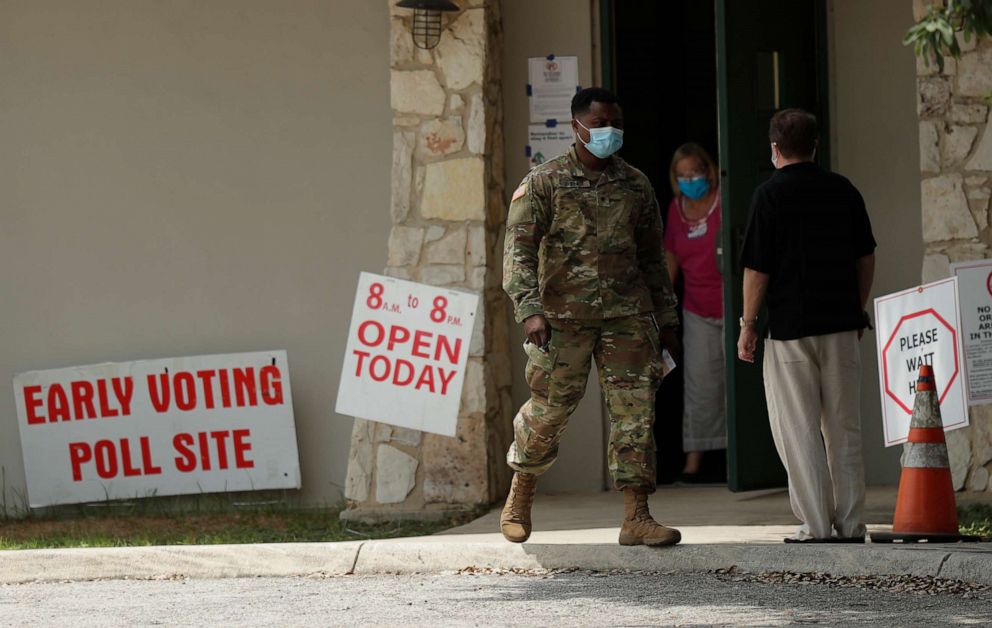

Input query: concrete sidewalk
[1,486,990,585]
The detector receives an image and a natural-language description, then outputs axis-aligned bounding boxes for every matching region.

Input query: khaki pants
[763,331,866,539]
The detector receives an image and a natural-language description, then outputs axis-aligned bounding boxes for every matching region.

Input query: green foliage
[958,502,992,538]
[905,0,992,69]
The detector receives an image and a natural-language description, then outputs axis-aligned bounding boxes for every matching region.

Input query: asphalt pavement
[2,571,990,627]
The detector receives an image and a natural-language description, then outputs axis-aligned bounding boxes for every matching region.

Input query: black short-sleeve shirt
[740,162,876,341]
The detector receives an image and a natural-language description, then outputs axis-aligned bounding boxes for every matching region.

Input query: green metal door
[716,0,830,490]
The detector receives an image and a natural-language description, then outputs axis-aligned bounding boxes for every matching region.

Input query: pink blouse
[664,194,724,319]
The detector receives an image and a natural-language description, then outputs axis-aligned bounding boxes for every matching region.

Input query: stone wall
[341,0,513,521]
[915,10,992,491]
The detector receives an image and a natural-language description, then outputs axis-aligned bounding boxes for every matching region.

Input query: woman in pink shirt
[664,143,726,482]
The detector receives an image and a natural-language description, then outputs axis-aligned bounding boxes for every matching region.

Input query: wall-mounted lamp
[395,0,460,50]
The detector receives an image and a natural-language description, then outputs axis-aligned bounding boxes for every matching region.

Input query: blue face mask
[575,119,624,159]
[678,176,710,201]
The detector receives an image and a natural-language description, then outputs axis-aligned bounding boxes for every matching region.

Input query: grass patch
[959,503,992,538]
[0,507,463,550]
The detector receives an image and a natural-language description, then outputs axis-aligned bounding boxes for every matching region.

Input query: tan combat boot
[618,487,681,547]
[500,472,537,543]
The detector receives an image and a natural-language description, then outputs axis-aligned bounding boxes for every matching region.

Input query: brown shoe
[500,472,537,543]
[618,487,681,547]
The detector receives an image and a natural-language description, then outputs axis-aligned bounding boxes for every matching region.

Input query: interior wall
[501,0,605,493]
[0,0,391,508]
[829,0,922,484]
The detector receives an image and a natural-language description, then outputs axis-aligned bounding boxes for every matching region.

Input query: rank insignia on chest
[559,179,584,188]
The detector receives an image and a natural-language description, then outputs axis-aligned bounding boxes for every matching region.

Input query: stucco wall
[0,0,391,509]
[829,0,922,484]
[501,0,606,493]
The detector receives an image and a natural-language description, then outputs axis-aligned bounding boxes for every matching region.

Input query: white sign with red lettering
[13,351,300,508]
[336,273,478,437]
[874,278,968,447]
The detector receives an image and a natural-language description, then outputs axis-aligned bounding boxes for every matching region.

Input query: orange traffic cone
[872,365,975,543]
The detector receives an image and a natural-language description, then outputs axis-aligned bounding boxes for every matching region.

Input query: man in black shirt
[737,108,876,543]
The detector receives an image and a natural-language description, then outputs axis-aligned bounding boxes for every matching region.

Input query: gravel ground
[2,569,991,627]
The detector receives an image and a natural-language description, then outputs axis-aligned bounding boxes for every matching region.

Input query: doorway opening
[602,0,830,489]
[607,0,721,486]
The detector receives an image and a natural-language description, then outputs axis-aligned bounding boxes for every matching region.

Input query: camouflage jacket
[502,146,679,326]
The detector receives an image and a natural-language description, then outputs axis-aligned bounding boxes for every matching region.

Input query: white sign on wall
[874,278,969,446]
[528,55,579,124]
[951,260,992,405]
[527,125,574,168]
[336,272,478,437]
[13,351,301,508]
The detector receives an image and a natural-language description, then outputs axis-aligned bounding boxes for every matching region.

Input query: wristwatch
[739,316,758,328]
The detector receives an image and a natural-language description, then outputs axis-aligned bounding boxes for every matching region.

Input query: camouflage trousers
[506,314,664,491]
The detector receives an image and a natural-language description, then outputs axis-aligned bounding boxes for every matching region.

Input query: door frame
[716,0,831,490]
[598,0,832,489]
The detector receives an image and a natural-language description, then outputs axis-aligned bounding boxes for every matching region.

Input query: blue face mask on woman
[677,176,710,201]
[575,119,624,159]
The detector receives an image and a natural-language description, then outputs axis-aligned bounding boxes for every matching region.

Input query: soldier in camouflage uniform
[500,88,683,547]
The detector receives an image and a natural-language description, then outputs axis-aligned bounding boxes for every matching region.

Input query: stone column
[341,0,513,521]
[914,2,992,492]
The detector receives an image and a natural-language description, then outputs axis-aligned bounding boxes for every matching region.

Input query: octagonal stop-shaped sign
[874,278,968,447]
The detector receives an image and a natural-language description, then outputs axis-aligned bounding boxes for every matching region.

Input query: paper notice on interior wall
[527,125,574,168]
[951,259,992,405]
[528,55,579,124]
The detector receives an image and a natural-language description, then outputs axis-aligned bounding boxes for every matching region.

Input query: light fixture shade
[396,0,459,10]
[396,0,460,50]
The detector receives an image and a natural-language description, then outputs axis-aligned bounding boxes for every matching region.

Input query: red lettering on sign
[48,384,70,422]
[26,377,135,424]
[393,359,415,386]
[68,436,161,481]
[175,372,196,411]
[119,439,143,477]
[115,378,134,416]
[435,335,461,364]
[415,366,435,393]
[198,432,212,471]
[233,368,257,406]
[259,365,283,405]
[370,356,391,382]
[353,350,370,375]
[358,320,386,347]
[171,430,253,471]
[95,380,116,418]
[412,330,432,358]
[146,368,278,413]
[233,429,254,469]
[24,386,44,425]
[438,368,456,395]
[211,431,230,469]
[69,442,92,481]
[70,381,97,419]
[94,440,118,479]
[388,325,411,351]
[196,370,217,408]
[219,368,232,407]
[173,433,196,472]
[148,374,171,412]
[140,437,162,475]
